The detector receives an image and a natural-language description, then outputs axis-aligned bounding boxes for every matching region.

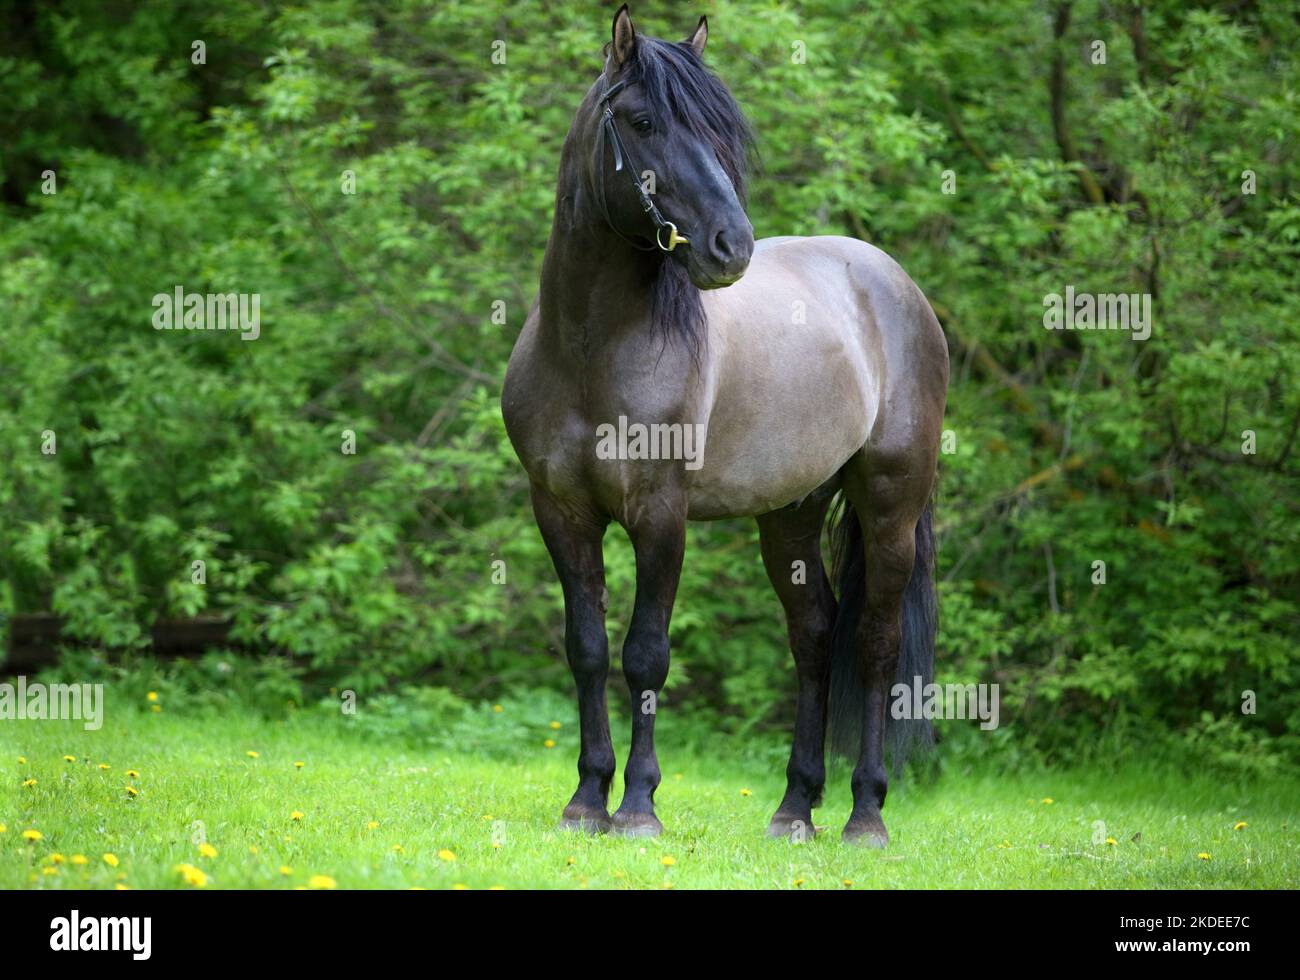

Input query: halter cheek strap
[595,78,690,252]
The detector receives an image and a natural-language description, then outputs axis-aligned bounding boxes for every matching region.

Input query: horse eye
[633,118,653,133]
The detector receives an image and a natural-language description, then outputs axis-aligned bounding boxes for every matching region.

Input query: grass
[3,697,1298,890]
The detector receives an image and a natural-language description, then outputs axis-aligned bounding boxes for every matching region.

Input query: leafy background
[1,0,1296,773]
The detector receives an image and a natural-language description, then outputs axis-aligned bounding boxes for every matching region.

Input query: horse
[502,4,949,846]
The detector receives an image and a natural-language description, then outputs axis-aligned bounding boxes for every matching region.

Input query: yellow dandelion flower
[740,788,752,797]
[294,761,304,769]
[115,883,130,891]
[126,770,140,779]
[0,823,5,833]
[175,864,208,887]
[452,883,469,890]
[438,849,456,862]
[481,815,493,821]
[22,829,43,842]
[71,854,88,866]
[392,844,405,854]
[198,843,218,858]
[147,692,158,702]
[612,870,626,879]
[1041,798,1054,805]
[49,853,66,865]
[245,751,259,759]
[549,721,562,730]
[488,885,506,890]
[307,874,337,889]
[1198,852,1211,861]
[103,853,119,867]
[98,763,110,771]
[1234,821,1248,831]
[366,821,379,830]
[150,705,162,713]
[125,785,139,797]
[543,739,556,749]
[566,855,576,866]
[249,846,259,855]
[63,755,76,763]
[493,704,503,713]
[842,879,854,888]
[660,856,676,867]
[1105,837,1118,846]
[279,865,293,876]
[793,877,806,887]
[291,811,304,822]
[22,778,37,788]
[17,756,27,764]
[42,867,59,876]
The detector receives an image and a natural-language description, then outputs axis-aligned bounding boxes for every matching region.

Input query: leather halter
[595,78,690,252]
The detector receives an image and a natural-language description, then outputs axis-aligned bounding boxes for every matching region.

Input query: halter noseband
[595,78,690,252]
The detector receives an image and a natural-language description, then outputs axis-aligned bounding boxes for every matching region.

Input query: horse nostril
[713,229,731,259]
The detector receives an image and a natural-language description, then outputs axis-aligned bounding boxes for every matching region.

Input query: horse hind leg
[831,444,937,847]
[756,486,837,841]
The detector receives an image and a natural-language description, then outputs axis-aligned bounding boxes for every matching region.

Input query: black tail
[826,498,937,772]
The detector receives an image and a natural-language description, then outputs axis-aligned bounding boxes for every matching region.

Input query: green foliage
[1,1,1296,768]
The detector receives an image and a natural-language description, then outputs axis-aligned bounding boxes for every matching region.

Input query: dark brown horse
[502,5,948,846]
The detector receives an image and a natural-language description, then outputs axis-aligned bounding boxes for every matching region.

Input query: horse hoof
[559,805,611,835]
[610,810,663,838]
[766,814,816,842]
[842,817,889,848]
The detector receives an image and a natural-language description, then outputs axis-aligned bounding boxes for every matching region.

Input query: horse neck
[536,158,662,366]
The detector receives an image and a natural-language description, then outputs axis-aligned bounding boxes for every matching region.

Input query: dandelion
[488,885,506,891]
[245,751,259,759]
[493,704,503,713]
[151,705,162,713]
[198,843,218,859]
[1105,837,1117,846]
[249,846,259,855]
[115,883,130,891]
[22,778,37,788]
[294,761,304,769]
[793,877,806,887]
[1198,852,1211,861]
[740,788,752,797]
[392,844,405,854]
[290,811,304,822]
[543,739,556,749]
[842,879,854,888]
[49,853,66,865]
[126,770,140,779]
[438,849,456,862]
[660,856,676,867]
[63,755,76,763]
[366,821,379,830]
[0,824,5,833]
[98,763,110,771]
[147,692,158,702]
[1233,821,1248,831]
[125,786,139,797]
[22,829,43,842]
[175,864,208,887]
[549,721,562,730]
[71,854,88,866]
[452,883,468,890]
[566,856,575,866]
[1041,798,1054,805]
[103,853,119,868]
[481,815,493,821]
[307,874,336,889]
[42,867,59,876]
[17,756,27,764]
[279,865,293,876]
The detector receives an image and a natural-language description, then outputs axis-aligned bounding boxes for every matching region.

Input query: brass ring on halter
[656,222,689,252]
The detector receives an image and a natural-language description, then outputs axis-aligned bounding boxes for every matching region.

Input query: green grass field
[3,700,1297,889]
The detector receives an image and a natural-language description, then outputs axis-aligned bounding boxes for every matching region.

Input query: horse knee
[567,618,608,679]
[622,629,670,693]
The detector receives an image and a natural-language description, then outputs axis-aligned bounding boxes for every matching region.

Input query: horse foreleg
[611,505,686,837]
[531,485,615,834]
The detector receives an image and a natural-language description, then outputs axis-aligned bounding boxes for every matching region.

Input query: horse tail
[826,497,937,771]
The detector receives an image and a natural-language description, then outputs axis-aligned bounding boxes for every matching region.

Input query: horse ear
[610,4,637,68]
[685,16,707,57]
